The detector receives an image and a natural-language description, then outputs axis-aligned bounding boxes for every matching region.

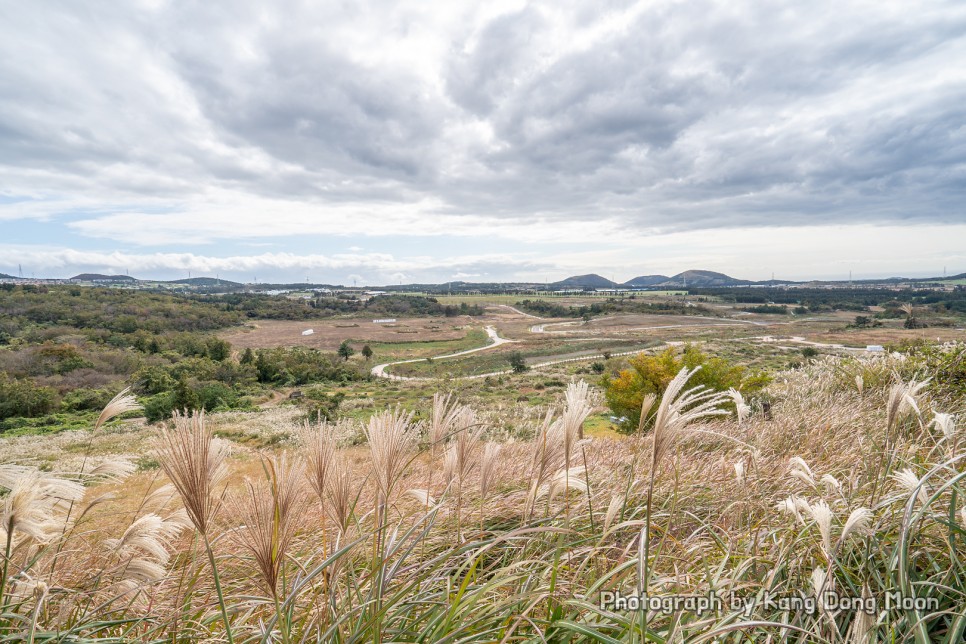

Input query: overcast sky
[2,0,965,284]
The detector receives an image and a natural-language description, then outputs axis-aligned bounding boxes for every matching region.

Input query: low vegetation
[0,286,479,430]
[2,341,965,641]
[516,297,719,319]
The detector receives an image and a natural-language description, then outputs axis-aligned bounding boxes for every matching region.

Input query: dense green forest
[0,285,477,431]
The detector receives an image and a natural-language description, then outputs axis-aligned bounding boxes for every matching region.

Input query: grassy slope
[3,345,965,641]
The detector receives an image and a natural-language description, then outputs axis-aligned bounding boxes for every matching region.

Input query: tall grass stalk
[639,366,728,639]
[155,410,234,644]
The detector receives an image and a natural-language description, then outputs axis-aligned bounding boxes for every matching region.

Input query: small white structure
[866,344,885,352]
[373,318,397,324]
[302,329,315,336]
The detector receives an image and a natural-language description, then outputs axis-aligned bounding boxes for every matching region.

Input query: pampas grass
[365,409,417,508]
[325,452,358,537]
[154,410,233,643]
[233,456,306,600]
[638,366,729,635]
[479,443,500,533]
[155,411,229,537]
[93,387,141,433]
[5,349,966,642]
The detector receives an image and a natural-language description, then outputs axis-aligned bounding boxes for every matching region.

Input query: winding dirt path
[371,311,873,382]
[371,326,516,380]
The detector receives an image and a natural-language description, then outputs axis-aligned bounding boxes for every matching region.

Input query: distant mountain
[168,277,242,287]
[623,275,669,287]
[550,274,618,289]
[659,270,752,287]
[917,272,966,282]
[70,273,138,282]
[754,279,798,286]
[0,273,18,280]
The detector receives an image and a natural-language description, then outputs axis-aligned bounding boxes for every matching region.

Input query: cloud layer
[1,0,964,281]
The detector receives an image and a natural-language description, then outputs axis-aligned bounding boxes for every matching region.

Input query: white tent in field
[301,329,314,336]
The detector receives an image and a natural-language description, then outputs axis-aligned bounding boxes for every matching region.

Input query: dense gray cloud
[1,0,965,261]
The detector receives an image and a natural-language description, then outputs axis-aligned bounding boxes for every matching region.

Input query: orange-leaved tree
[601,345,768,432]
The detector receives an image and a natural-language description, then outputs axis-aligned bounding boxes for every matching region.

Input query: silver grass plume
[479,443,501,501]
[300,422,336,504]
[886,378,930,432]
[365,408,417,504]
[649,366,731,471]
[154,410,229,536]
[94,387,142,432]
[727,388,751,425]
[232,455,306,597]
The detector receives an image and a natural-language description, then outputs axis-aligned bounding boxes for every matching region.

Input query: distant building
[373,318,397,324]
[866,345,885,352]
[302,329,314,336]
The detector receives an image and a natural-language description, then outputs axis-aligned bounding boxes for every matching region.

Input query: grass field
[5,296,966,642]
[432,292,687,306]
[220,317,475,351]
[363,327,490,361]
[388,339,659,378]
[4,343,965,642]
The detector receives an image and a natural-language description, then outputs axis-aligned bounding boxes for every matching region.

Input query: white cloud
[1,0,965,279]
[3,223,964,283]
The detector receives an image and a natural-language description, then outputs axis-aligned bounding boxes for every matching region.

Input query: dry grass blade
[535,466,588,501]
[2,472,65,543]
[443,445,459,486]
[154,410,229,536]
[429,392,462,452]
[232,456,306,597]
[452,410,483,484]
[105,513,187,599]
[87,459,137,481]
[404,489,436,507]
[727,388,751,425]
[650,366,730,470]
[526,409,565,514]
[806,500,834,554]
[603,494,623,534]
[839,507,872,546]
[94,387,142,432]
[479,443,501,500]
[886,378,930,432]
[637,393,657,435]
[891,468,928,505]
[300,422,336,502]
[326,452,357,535]
[365,408,417,503]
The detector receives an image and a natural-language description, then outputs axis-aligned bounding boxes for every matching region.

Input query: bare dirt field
[797,324,966,347]
[220,317,480,350]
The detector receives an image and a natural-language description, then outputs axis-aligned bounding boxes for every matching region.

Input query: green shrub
[0,375,57,420]
[508,352,528,373]
[60,388,117,412]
